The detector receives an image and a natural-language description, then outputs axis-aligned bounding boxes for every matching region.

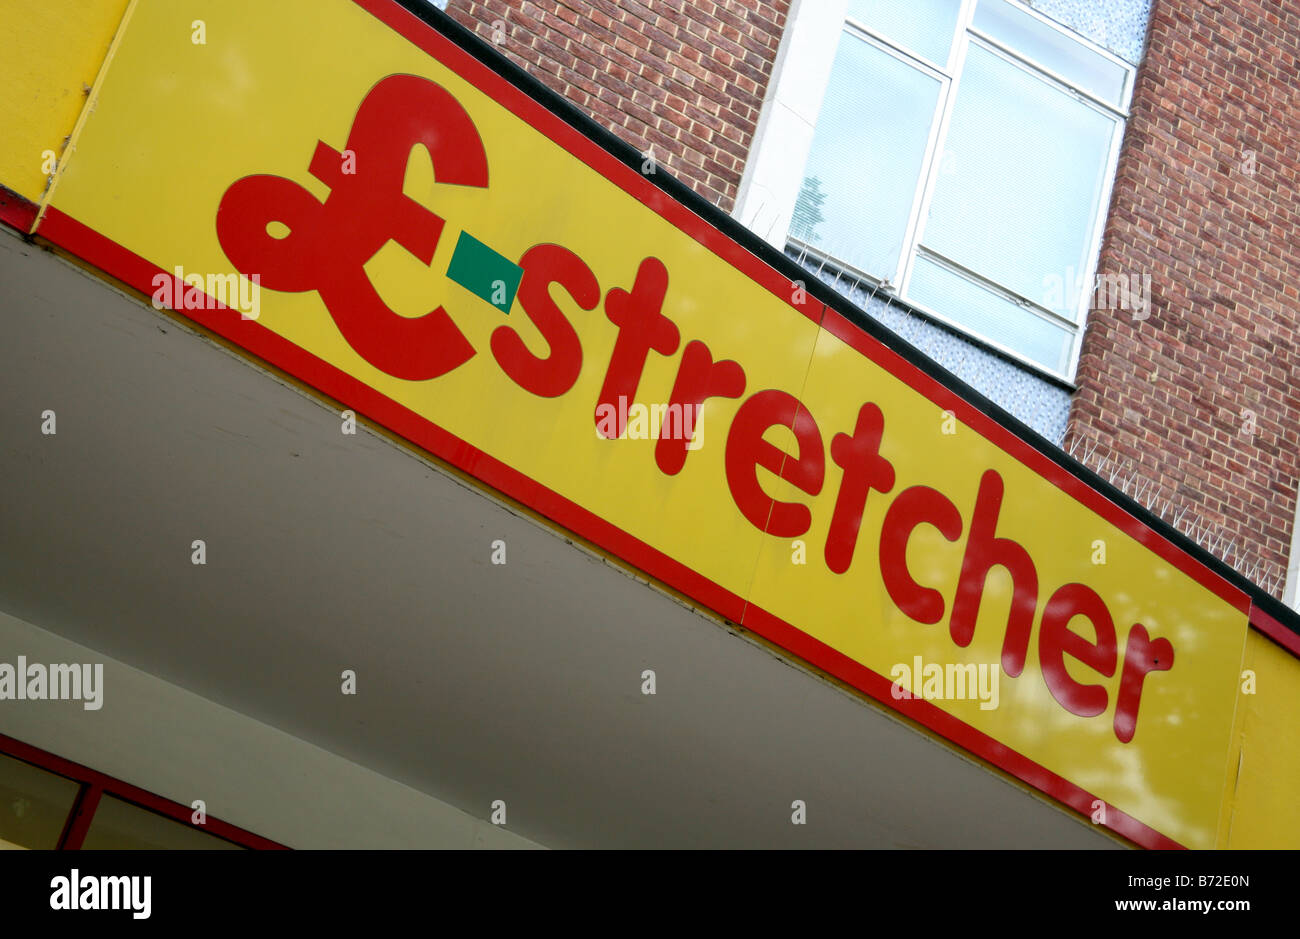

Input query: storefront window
[0,735,277,849]
[0,752,81,849]
[80,795,244,850]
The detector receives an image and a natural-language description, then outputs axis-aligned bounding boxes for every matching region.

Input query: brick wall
[444,0,789,211]
[1069,0,1300,596]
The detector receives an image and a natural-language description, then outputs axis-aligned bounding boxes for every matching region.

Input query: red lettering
[596,257,679,437]
[879,486,963,623]
[825,403,895,574]
[950,470,1039,677]
[725,390,824,537]
[1038,583,1117,718]
[1113,623,1173,743]
[216,74,485,381]
[491,244,597,397]
[655,340,746,475]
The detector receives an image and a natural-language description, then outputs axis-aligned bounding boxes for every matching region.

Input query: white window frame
[1284,486,1300,608]
[736,0,1137,383]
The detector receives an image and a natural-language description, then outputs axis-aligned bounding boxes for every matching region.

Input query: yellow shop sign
[36,0,1254,848]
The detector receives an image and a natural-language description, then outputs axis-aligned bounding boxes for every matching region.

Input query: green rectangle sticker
[446,231,522,313]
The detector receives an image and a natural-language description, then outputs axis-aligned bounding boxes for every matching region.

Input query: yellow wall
[0,0,130,204]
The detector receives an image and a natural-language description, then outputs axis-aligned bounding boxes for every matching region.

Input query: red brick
[445,0,788,212]
[1066,0,1300,596]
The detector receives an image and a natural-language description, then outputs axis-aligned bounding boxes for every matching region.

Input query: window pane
[907,255,1072,373]
[921,43,1115,320]
[973,0,1128,105]
[81,794,244,850]
[847,0,962,66]
[0,753,81,849]
[794,32,942,280]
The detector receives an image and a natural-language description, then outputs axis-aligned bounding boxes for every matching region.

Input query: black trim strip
[393,0,1300,641]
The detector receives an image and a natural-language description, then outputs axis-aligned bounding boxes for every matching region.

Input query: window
[0,752,81,849]
[0,734,281,849]
[80,795,244,850]
[785,0,1133,378]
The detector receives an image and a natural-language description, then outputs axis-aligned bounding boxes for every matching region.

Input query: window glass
[771,1,1133,376]
[795,31,942,279]
[919,43,1115,321]
[908,254,1073,372]
[973,0,1128,105]
[0,753,81,849]
[847,0,962,66]
[80,795,244,850]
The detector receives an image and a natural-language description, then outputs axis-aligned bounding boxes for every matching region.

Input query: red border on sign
[0,186,39,234]
[736,602,1183,850]
[31,0,1263,850]
[38,206,1170,849]
[33,206,753,637]
[1249,604,1300,658]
